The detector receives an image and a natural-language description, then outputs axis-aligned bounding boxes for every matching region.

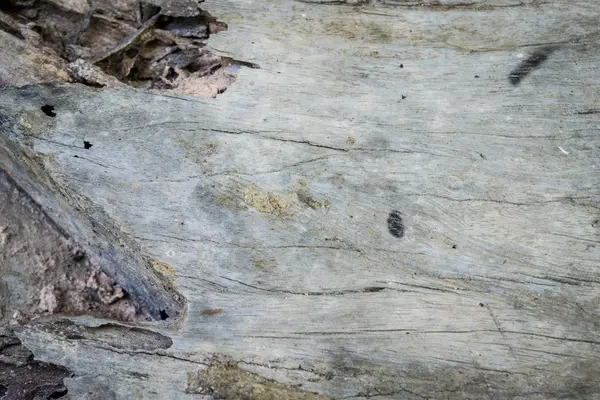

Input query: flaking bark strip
[33,320,173,351]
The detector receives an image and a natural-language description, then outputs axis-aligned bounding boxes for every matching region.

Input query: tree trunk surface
[1,0,600,399]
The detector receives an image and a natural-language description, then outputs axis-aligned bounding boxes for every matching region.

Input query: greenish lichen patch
[294,180,331,210]
[243,186,292,217]
[186,363,332,400]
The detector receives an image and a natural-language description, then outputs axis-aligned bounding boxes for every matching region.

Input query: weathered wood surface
[2,0,600,398]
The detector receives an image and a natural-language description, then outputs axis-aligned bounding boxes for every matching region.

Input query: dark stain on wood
[201,308,223,316]
[509,47,555,85]
[387,210,404,238]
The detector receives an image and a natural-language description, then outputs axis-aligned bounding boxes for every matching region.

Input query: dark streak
[509,47,555,85]
[387,210,404,238]
[575,109,600,115]
[219,275,387,296]
[0,18,24,40]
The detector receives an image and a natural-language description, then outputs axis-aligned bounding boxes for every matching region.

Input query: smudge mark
[387,210,404,238]
[201,308,223,315]
[509,47,555,85]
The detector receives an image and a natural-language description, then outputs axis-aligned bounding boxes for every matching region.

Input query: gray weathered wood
[1,0,600,398]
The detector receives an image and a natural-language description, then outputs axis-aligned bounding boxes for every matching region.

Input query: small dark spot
[83,141,93,149]
[65,334,85,340]
[503,259,507,264]
[159,309,169,320]
[0,385,7,396]
[400,64,403,68]
[452,244,457,249]
[480,153,485,158]
[73,155,79,158]
[41,105,56,117]
[387,210,404,238]
[72,250,85,262]
[401,94,407,99]
[165,67,178,81]
[592,219,599,227]
[474,75,480,78]
[509,47,554,85]
[479,303,484,307]
[405,332,410,334]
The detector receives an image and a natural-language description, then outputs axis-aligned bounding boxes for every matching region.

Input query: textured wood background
[2,0,600,398]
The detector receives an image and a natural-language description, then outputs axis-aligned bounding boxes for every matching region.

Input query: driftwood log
[1,0,600,399]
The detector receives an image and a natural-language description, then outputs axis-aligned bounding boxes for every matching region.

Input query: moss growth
[149,259,176,277]
[253,259,275,269]
[243,186,292,217]
[294,180,331,210]
[187,363,332,400]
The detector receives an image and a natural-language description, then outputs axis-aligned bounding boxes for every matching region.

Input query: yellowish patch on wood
[187,363,332,399]
[243,186,292,217]
[293,180,331,210]
[322,19,393,43]
[254,259,275,269]
[149,259,177,276]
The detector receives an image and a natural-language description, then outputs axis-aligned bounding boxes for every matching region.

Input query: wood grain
[1,0,599,398]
